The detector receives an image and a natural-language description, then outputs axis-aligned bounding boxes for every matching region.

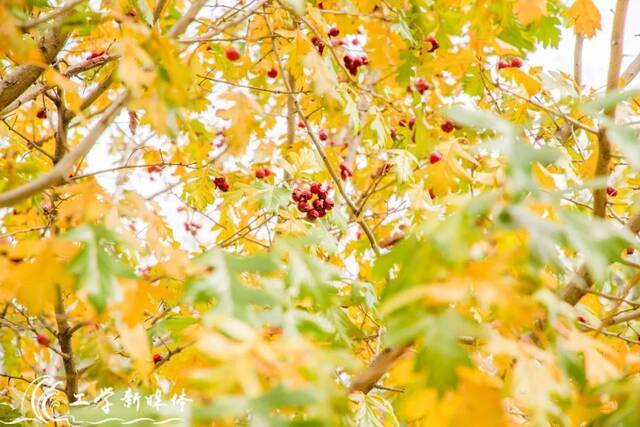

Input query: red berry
[153,353,163,364]
[426,36,439,52]
[311,37,325,54]
[607,186,618,197]
[87,50,104,60]
[36,333,50,347]
[263,167,271,177]
[307,209,320,220]
[414,78,430,95]
[36,108,47,119]
[298,201,310,212]
[318,129,329,141]
[310,182,321,194]
[510,57,523,68]
[328,26,340,37]
[317,208,327,217]
[351,38,359,46]
[312,199,324,210]
[225,46,240,61]
[430,151,443,164]
[292,189,302,202]
[497,59,510,70]
[577,315,587,324]
[256,169,266,179]
[298,121,306,129]
[428,188,436,199]
[302,190,313,200]
[390,127,397,139]
[441,121,455,133]
[267,67,278,78]
[323,198,334,209]
[408,117,416,130]
[317,190,327,200]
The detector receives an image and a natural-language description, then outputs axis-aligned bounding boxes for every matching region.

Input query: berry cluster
[213,176,230,192]
[255,167,272,179]
[497,57,523,70]
[292,182,335,220]
[339,162,353,180]
[183,221,201,237]
[343,53,369,76]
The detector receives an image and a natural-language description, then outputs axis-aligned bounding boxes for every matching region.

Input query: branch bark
[561,212,640,305]
[55,287,78,403]
[574,34,583,87]
[348,343,412,394]
[592,0,629,218]
[620,53,640,88]
[0,26,68,111]
[17,0,85,30]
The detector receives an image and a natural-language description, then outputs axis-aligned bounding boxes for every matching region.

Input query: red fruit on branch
[497,59,510,70]
[312,199,324,210]
[263,167,272,177]
[36,333,50,347]
[428,188,436,199]
[298,201,310,212]
[426,36,440,52]
[328,26,340,37]
[214,176,229,192]
[267,67,278,78]
[323,198,334,209]
[318,129,329,141]
[256,169,266,179]
[339,162,353,180]
[440,120,456,133]
[153,353,163,364]
[87,50,105,60]
[297,121,306,129]
[225,46,240,61]
[408,117,416,130]
[310,182,322,194]
[577,315,587,324]
[414,78,430,95]
[311,37,325,54]
[510,57,523,68]
[430,151,443,164]
[307,209,320,220]
[607,186,618,197]
[36,108,47,119]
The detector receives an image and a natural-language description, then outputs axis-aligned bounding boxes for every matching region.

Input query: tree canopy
[1,0,640,425]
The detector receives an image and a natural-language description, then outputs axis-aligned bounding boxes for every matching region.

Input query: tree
[1,0,640,425]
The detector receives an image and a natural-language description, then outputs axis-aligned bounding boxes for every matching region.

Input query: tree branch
[17,0,86,30]
[620,53,640,88]
[0,26,68,111]
[348,343,412,394]
[166,0,209,38]
[0,91,128,207]
[574,34,583,87]
[593,0,629,218]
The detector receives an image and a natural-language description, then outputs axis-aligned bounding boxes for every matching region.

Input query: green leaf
[607,125,640,170]
[414,311,478,395]
[64,224,135,313]
[557,342,587,390]
[559,210,636,282]
[582,89,640,115]
[254,181,290,213]
[184,251,278,321]
[461,65,485,97]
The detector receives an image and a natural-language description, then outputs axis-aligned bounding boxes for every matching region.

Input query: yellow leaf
[116,320,153,377]
[216,92,261,155]
[501,68,542,95]
[515,0,546,25]
[532,163,556,190]
[566,0,601,38]
[302,52,340,102]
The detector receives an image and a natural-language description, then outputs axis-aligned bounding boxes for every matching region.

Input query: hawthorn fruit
[225,46,240,61]
[36,333,50,347]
